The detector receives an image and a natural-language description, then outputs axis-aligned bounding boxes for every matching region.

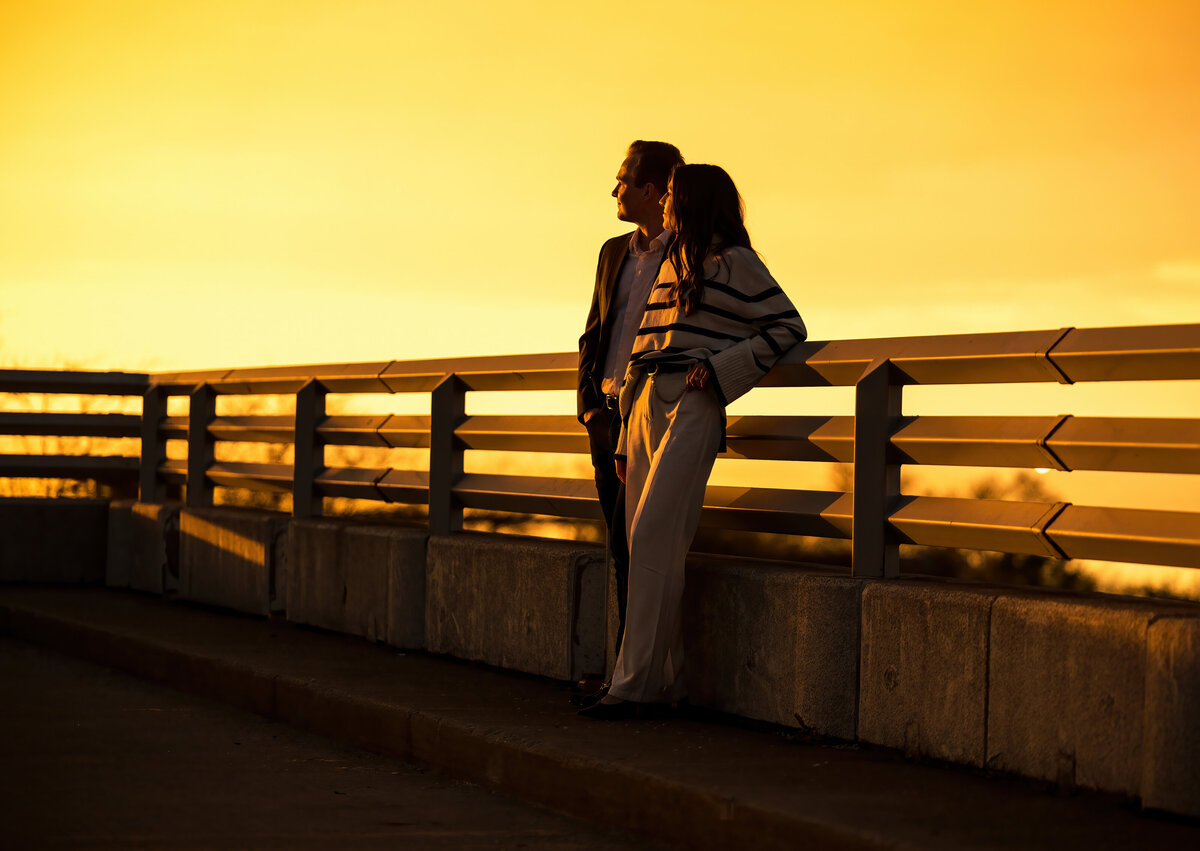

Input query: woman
[580,163,807,719]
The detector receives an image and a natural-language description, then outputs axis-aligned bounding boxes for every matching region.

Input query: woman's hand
[615,458,627,484]
[686,362,710,390]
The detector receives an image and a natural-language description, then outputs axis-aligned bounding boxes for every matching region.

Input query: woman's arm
[705,249,806,405]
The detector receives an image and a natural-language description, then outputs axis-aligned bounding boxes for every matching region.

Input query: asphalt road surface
[0,638,661,849]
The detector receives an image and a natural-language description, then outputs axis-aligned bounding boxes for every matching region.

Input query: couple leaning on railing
[576,142,808,719]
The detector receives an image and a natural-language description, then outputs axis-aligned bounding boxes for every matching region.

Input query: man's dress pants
[587,403,629,656]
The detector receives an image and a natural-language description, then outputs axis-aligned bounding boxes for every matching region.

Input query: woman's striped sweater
[615,245,807,458]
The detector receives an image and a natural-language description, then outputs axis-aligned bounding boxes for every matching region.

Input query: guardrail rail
[2,323,1198,577]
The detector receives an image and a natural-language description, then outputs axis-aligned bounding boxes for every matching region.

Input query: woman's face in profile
[660,182,677,232]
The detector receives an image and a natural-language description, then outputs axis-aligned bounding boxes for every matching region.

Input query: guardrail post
[429,373,466,534]
[293,379,326,518]
[186,383,216,508]
[138,384,166,503]
[853,358,901,578]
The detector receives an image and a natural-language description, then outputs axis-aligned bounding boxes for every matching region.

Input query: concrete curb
[2,588,1196,851]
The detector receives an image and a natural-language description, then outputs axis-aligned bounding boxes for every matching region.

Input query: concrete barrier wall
[137,503,181,594]
[1143,616,1200,815]
[287,519,427,648]
[859,582,997,766]
[0,498,108,583]
[987,593,1200,807]
[179,508,289,616]
[854,577,1200,817]
[106,502,180,594]
[105,499,134,588]
[685,557,861,739]
[988,595,1150,794]
[425,534,606,682]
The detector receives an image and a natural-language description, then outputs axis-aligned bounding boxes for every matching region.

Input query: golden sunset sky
[2,0,1198,592]
[2,0,1197,371]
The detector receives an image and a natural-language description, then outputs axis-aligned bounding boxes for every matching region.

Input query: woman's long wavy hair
[665,164,752,315]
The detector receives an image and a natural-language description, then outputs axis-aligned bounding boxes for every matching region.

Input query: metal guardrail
[2,323,1198,575]
[0,369,150,396]
[0,371,147,491]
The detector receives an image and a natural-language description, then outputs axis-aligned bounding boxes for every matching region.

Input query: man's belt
[602,394,619,410]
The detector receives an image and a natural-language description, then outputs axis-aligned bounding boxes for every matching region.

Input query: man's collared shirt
[600,229,672,396]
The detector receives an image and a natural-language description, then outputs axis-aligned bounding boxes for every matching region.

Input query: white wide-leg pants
[608,369,722,703]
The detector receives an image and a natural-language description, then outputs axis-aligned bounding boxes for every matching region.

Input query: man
[577,140,684,690]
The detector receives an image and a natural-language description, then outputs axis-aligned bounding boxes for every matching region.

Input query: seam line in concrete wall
[567,555,581,681]
[852,580,864,740]
[983,595,995,768]
[1140,613,1150,803]
[270,527,288,613]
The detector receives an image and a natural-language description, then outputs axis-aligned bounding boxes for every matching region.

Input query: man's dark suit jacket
[577,232,634,421]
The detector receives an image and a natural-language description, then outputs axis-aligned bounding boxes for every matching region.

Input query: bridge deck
[0,637,658,849]
[2,587,1196,850]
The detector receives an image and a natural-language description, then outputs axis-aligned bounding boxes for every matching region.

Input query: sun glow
[2,0,1196,371]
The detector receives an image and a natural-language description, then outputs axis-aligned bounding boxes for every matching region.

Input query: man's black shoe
[578,698,676,720]
[577,698,644,720]
[569,682,609,708]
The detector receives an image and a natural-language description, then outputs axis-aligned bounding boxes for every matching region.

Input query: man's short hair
[626,141,684,193]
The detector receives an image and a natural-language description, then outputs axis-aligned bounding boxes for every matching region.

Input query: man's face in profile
[612,156,646,223]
